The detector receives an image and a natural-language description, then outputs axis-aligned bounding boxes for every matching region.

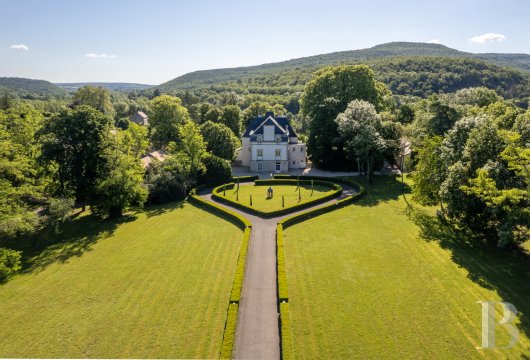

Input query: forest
[0,50,529,283]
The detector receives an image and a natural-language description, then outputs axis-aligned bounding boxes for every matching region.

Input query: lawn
[282,176,530,359]
[0,202,242,359]
[219,183,336,212]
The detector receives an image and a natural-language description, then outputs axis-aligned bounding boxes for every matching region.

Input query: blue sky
[1,0,529,84]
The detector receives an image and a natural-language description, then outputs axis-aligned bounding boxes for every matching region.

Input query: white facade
[235,113,307,173]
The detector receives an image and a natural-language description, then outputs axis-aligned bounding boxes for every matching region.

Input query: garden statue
[267,186,274,199]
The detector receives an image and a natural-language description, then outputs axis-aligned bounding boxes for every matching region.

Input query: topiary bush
[0,248,22,282]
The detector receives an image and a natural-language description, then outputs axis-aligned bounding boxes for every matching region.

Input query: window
[257,149,263,157]
[276,136,281,144]
[292,147,295,152]
[257,162,263,171]
[275,149,281,157]
[300,147,304,152]
[257,135,262,143]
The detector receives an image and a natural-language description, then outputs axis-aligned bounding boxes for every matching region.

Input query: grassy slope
[0,202,242,359]
[221,184,335,212]
[283,176,530,359]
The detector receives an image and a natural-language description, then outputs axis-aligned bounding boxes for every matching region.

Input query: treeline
[155,56,530,103]
[0,85,289,281]
[297,64,528,250]
[407,87,529,248]
[0,77,67,100]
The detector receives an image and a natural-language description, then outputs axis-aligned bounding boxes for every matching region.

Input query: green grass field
[282,176,530,359]
[220,183,336,212]
[0,202,242,359]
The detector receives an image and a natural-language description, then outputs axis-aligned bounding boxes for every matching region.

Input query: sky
[1,0,530,85]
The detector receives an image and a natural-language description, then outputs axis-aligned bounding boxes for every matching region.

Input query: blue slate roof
[242,112,298,138]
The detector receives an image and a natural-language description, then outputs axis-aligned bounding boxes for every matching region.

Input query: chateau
[235,112,307,173]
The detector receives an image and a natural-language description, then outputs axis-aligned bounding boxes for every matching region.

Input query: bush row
[274,176,365,360]
[273,174,363,192]
[188,193,251,229]
[276,224,289,302]
[230,227,251,303]
[211,179,342,218]
[219,302,239,359]
[232,175,258,183]
[188,190,252,359]
[280,302,294,360]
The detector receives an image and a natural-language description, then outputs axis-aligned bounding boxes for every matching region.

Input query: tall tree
[200,121,238,161]
[121,122,149,158]
[72,86,115,117]
[41,105,113,210]
[0,106,45,240]
[335,100,389,182]
[168,122,206,187]
[411,136,445,207]
[93,146,147,218]
[149,95,191,148]
[220,105,241,135]
[300,65,388,170]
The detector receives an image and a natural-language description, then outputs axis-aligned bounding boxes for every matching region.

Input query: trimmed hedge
[274,174,363,192]
[276,224,289,302]
[188,193,251,229]
[230,227,251,303]
[274,176,365,360]
[220,302,238,359]
[188,189,252,359]
[211,179,342,218]
[232,175,258,183]
[280,302,294,360]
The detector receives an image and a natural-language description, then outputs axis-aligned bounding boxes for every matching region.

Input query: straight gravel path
[199,182,354,359]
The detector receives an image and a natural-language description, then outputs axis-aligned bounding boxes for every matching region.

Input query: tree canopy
[301,65,391,169]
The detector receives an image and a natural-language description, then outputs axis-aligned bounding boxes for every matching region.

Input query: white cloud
[9,44,29,50]
[427,39,441,44]
[468,33,506,44]
[85,53,117,59]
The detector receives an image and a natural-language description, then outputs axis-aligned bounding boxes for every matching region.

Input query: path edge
[275,176,365,360]
[188,185,252,359]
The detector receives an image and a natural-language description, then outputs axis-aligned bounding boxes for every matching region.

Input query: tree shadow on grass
[143,200,185,218]
[411,209,530,345]
[2,213,137,276]
[341,175,412,207]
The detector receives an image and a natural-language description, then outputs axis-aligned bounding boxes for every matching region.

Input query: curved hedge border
[274,175,364,360]
[188,189,250,229]
[188,189,252,359]
[211,179,342,218]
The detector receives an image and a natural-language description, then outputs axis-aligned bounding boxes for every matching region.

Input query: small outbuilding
[130,111,149,126]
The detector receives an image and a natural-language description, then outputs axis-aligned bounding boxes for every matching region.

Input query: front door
[275,162,281,173]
